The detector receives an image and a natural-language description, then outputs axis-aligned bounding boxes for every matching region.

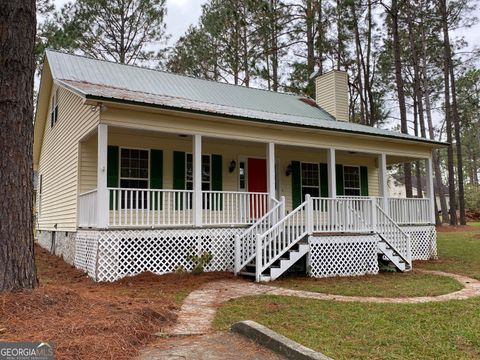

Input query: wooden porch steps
[239,239,309,282]
[377,236,411,272]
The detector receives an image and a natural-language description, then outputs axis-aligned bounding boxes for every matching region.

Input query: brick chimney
[315,70,349,122]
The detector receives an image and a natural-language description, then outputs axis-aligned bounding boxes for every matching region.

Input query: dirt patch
[0,245,231,360]
[436,225,477,233]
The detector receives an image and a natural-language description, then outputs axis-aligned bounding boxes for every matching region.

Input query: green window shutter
[336,164,344,196]
[173,151,186,189]
[319,163,328,197]
[360,166,369,196]
[107,146,119,210]
[173,151,186,209]
[211,154,223,210]
[150,149,163,210]
[291,161,301,208]
[211,155,222,190]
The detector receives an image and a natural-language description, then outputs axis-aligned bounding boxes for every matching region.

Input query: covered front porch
[77,124,436,230]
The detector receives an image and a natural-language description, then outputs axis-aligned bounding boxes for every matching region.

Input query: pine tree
[0,0,38,292]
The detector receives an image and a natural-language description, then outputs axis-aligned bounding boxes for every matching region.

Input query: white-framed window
[186,153,211,209]
[50,88,59,128]
[344,165,361,196]
[186,153,211,191]
[238,157,246,191]
[301,162,320,199]
[119,148,149,208]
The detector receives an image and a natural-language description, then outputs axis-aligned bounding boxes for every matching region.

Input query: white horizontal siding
[38,86,99,231]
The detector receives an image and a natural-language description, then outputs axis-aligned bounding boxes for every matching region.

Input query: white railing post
[97,124,109,229]
[305,194,313,234]
[234,234,240,275]
[371,198,377,232]
[193,134,202,227]
[255,234,262,282]
[406,234,412,264]
[378,153,389,216]
[425,156,436,224]
[266,142,276,200]
[280,196,286,219]
[327,148,336,198]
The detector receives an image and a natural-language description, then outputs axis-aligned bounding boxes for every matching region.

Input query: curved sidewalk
[168,270,480,336]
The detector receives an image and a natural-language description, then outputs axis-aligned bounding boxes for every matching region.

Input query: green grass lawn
[214,226,480,359]
[416,225,480,280]
[272,270,462,297]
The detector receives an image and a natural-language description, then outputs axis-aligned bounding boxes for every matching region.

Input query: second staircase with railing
[234,195,412,282]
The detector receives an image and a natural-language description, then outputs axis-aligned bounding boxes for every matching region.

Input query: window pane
[186,154,211,185]
[302,187,319,200]
[301,163,319,187]
[202,155,210,182]
[301,163,319,199]
[120,148,149,185]
[186,154,193,182]
[239,161,245,189]
[344,166,360,193]
[345,188,361,196]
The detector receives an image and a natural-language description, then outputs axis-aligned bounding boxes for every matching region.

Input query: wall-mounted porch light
[229,160,237,173]
[285,163,293,176]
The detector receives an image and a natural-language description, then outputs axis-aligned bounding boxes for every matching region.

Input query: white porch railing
[312,197,374,233]
[109,188,194,227]
[388,198,431,225]
[78,188,432,229]
[339,196,432,225]
[78,190,97,228]
[202,191,270,225]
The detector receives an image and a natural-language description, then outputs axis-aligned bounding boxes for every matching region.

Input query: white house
[33,51,443,282]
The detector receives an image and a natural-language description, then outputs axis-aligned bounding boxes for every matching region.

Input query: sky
[53,0,207,45]
[52,0,480,49]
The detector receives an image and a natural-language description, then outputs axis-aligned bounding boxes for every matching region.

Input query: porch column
[97,124,109,229]
[193,134,202,227]
[266,142,275,199]
[378,153,389,213]
[327,148,336,198]
[425,155,436,224]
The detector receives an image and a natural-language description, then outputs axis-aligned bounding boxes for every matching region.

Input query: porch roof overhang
[59,78,447,149]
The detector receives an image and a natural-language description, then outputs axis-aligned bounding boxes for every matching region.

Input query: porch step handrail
[255,196,311,281]
[234,196,285,274]
[375,204,412,266]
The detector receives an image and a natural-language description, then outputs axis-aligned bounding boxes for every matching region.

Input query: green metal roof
[45,50,444,146]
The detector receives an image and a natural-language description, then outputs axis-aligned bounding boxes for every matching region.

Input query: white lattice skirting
[308,235,379,278]
[74,227,244,282]
[400,225,437,260]
[74,231,99,279]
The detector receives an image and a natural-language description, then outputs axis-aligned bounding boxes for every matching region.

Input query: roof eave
[83,93,448,148]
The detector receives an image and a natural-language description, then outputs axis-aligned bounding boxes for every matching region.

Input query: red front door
[247,158,267,218]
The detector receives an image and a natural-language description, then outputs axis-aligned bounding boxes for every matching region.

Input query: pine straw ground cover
[214,225,480,359]
[0,245,231,360]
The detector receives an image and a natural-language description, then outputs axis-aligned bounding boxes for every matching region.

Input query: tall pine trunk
[440,0,458,225]
[421,10,449,224]
[391,0,412,197]
[0,0,38,291]
[448,56,466,224]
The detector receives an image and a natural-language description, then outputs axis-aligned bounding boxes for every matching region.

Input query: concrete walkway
[138,332,285,360]
[168,270,480,336]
